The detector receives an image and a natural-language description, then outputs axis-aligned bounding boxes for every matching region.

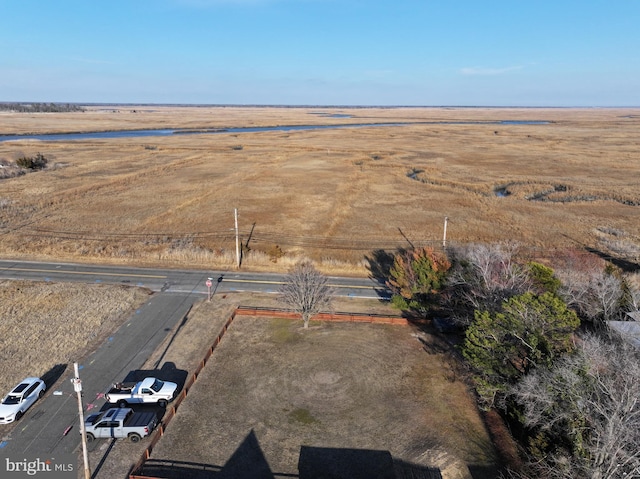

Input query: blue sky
[1,0,639,106]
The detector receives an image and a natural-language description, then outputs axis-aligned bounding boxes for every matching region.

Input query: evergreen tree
[462,292,580,408]
[386,247,450,316]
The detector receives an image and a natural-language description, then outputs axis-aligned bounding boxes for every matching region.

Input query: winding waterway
[0,120,549,142]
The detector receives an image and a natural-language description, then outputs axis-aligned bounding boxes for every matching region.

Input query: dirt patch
[109,295,500,479]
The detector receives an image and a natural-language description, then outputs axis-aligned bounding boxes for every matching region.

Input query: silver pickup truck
[84,407,158,442]
[105,377,178,408]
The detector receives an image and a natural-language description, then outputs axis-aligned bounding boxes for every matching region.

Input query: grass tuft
[288,407,319,425]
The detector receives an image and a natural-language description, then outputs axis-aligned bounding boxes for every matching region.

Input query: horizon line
[1,101,640,109]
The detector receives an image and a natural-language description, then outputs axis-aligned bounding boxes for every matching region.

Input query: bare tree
[509,333,640,479]
[627,280,640,313]
[445,242,533,325]
[279,261,334,328]
[557,268,625,324]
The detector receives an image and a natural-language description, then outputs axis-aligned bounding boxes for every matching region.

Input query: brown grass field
[1,106,639,274]
[0,280,504,479]
[89,293,501,479]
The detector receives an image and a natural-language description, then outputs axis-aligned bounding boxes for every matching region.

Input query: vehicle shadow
[40,363,68,390]
[121,362,189,394]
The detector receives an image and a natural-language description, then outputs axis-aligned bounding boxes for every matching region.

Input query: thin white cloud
[460,65,524,76]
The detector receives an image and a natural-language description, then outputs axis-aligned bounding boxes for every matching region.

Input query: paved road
[0,259,390,299]
[0,291,196,459]
[0,259,390,462]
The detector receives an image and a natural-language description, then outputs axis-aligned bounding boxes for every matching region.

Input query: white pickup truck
[84,407,157,442]
[105,377,178,408]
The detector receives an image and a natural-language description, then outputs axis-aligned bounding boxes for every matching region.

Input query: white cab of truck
[105,377,178,407]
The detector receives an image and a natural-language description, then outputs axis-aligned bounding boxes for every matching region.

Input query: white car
[0,377,46,424]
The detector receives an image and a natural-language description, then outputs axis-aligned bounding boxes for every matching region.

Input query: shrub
[267,244,285,263]
[16,153,48,170]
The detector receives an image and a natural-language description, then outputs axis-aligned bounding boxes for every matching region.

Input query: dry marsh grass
[0,281,150,395]
[1,106,639,274]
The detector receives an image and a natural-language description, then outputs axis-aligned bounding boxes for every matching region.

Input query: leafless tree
[445,242,532,325]
[628,281,640,313]
[557,268,625,324]
[279,261,334,328]
[509,333,640,479]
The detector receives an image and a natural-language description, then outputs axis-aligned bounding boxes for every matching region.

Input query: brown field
[1,106,639,274]
[0,280,150,396]
[90,293,500,479]
[0,279,503,479]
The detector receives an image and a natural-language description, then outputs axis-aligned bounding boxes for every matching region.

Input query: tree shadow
[365,249,394,284]
[585,246,640,273]
[364,249,395,300]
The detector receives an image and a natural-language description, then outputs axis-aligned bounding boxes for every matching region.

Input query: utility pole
[234,208,240,269]
[72,363,91,479]
[443,216,449,248]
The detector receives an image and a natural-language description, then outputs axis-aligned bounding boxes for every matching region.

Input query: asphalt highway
[0,259,390,300]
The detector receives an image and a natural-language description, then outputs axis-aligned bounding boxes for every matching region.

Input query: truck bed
[124,411,157,428]
[107,382,136,394]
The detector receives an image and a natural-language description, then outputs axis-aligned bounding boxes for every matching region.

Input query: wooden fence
[128,307,407,478]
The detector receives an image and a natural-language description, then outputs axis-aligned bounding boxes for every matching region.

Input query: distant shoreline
[1,101,639,109]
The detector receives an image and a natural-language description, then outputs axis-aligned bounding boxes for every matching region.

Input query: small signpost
[206,278,213,302]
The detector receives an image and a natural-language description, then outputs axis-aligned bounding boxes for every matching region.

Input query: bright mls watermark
[2,455,75,478]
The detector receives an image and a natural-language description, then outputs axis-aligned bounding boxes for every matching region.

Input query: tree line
[0,102,84,113]
[382,242,640,479]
